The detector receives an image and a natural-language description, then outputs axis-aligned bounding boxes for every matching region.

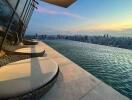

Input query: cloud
[36,6,86,20]
[69,23,132,33]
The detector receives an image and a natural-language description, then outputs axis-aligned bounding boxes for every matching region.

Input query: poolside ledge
[39,41,129,100]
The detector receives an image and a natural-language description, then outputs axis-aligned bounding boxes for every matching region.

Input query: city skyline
[26,0,132,36]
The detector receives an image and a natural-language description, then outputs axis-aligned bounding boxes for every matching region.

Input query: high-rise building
[0,0,36,50]
[0,0,76,51]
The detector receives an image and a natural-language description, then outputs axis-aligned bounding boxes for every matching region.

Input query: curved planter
[0,57,59,100]
[23,40,38,45]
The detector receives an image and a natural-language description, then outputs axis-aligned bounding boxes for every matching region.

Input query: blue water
[44,40,132,99]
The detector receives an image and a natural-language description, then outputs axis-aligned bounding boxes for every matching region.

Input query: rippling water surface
[44,40,132,99]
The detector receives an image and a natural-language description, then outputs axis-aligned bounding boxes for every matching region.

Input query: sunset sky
[26,0,132,36]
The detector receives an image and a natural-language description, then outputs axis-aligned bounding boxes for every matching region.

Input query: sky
[26,0,132,36]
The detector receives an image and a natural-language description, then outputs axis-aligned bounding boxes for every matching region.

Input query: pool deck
[39,41,129,100]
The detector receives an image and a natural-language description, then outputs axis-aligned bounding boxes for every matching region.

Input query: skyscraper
[0,0,35,50]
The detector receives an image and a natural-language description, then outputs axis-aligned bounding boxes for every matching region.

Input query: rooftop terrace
[0,41,129,99]
[39,41,128,100]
